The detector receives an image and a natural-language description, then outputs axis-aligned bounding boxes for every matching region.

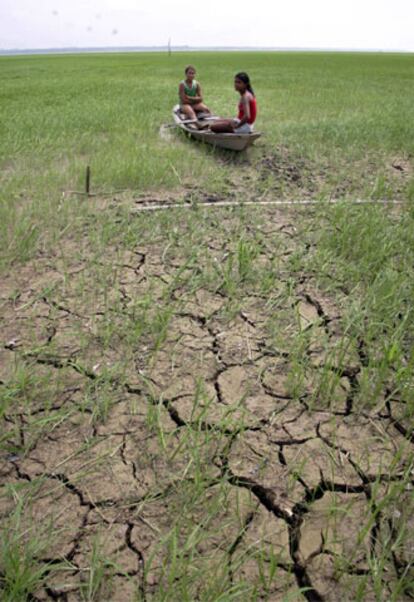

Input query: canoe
[172,105,261,152]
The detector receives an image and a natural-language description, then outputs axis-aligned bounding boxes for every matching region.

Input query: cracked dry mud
[1,205,413,602]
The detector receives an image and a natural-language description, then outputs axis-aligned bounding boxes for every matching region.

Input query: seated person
[210,72,257,134]
[179,65,211,124]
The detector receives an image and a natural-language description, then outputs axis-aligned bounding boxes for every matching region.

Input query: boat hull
[172,105,261,151]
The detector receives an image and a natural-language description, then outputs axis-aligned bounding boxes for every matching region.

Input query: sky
[0,0,413,52]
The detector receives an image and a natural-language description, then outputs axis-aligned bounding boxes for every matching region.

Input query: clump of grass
[0,500,60,601]
[80,538,116,602]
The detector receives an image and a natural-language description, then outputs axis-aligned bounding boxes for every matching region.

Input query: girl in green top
[179,65,211,123]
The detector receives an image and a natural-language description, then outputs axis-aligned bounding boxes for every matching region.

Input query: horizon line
[1,45,413,56]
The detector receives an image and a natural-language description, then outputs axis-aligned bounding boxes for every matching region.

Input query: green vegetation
[1,51,413,267]
[0,51,413,601]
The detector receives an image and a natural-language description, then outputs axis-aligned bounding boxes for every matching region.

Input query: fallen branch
[130,198,405,213]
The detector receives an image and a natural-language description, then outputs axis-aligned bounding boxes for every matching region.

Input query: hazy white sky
[0,0,413,51]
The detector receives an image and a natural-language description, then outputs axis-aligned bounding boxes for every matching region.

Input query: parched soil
[1,201,413,602]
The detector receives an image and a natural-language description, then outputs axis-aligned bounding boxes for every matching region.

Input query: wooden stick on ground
[85,165,91,196]
[130,198,405,213]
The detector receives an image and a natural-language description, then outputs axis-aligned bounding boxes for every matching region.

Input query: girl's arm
[179,82,189,105]
[194,83,203,103]
[179,82,201,105]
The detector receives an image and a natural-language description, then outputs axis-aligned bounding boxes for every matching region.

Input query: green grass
[1,51,414,601]
[0,51,413,268]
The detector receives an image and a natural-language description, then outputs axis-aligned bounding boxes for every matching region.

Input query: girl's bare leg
[192,102,211,114]
[180,104,197,121]
[210,119,235,133]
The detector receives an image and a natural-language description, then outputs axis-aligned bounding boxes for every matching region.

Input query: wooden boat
[172,105,261,152]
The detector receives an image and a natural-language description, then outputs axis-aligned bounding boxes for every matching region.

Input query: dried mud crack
[1,203,413,601]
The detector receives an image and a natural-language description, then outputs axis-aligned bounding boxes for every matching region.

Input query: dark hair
[235,72,254,96]
[185,65,196,74]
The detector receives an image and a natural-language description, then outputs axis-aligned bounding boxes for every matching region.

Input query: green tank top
[181,79,198,97]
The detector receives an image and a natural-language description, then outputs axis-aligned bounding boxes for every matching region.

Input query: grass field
[1,51,414,601]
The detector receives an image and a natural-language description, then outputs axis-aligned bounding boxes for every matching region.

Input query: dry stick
[85,165,91,196]
[244,322,253,361]
[130,198,406,213]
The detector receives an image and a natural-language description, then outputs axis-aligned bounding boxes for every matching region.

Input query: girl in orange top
[211,72,257,134]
